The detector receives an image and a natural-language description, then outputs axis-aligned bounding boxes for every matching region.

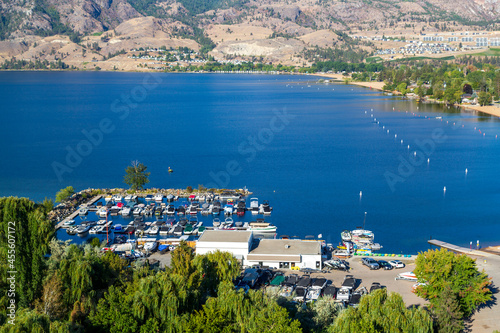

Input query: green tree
[55,186,75,202]
[331,289,433,333]
[0,197,54,308]
[432,285,464,333]
[478,91,492,106]
[397,82,408,96]
[414,249,492,317]
[124,161,150,190]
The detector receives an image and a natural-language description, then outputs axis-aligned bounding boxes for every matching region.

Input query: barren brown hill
[0,0,499,69]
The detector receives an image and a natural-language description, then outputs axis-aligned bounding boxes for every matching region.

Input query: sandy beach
[313,73,500,118]
[460,104,500,118]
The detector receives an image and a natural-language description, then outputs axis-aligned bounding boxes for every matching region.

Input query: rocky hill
[0,0,499,69]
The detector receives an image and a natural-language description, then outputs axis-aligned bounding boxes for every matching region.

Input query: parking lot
[272,257,426,307]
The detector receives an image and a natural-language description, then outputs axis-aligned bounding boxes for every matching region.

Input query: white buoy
[407,145,410,149]
[359,191,363,197]
[371,114,373,117]
[465,168,468,174]
[443,186,447,193]
[383,126,385,129]
[414,151,417,156]
[395,134,397,138]
[427,158,430,164]
[365,111,367,114]
[401,139,403,144]
[387,130,389,133]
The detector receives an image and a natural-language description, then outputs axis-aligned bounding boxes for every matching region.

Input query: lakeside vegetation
[0,195,492,332]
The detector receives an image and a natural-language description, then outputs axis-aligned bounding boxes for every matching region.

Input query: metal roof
[249,239,321,255]
[197,230,252,243]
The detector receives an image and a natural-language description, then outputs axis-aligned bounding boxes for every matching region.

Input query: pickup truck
[361,257,380,270]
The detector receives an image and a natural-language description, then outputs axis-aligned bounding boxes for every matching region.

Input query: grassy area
[366,56,383,63]
[92,32,103,36]
[391,55,455,62]
[468,48,500,57]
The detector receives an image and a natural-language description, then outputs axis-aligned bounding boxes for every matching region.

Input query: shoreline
[312,72,500,118]
[3,69,499,117]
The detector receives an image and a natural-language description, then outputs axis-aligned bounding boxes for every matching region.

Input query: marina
[3,73,500,255]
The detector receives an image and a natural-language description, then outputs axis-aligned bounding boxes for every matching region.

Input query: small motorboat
[166,194,174,202]
[224,204,234,216]
[63,219,75,226]
[148,225,159,235]
[259,201,272,215]
[144,241,158,252]
[249,198,259,215]
[78,208,88,216]
[113,224,124,233]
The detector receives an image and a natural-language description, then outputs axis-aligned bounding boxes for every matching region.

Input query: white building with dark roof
[195,230,322,269]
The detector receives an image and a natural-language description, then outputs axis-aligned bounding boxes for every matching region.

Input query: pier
[428,239,488,257]
[55,195,102,230]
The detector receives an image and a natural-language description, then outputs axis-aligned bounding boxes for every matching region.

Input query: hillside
[0,0,499,70]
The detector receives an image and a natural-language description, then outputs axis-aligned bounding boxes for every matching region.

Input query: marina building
[196,230,323,269]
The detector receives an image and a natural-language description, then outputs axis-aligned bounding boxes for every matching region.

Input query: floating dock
[428,239,487,257]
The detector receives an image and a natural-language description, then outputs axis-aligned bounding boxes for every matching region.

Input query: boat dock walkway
[55,195,102,230]
[428,239,489,257]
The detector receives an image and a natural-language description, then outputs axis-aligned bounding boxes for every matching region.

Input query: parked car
[377,260,393,270]
[361,257,380,270]
[389,260,405,269]
[369,282,384,293]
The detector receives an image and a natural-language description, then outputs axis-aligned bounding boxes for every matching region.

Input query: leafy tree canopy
[414,248,492,317]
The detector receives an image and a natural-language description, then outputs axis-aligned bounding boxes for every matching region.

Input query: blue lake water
[1,71,500,253]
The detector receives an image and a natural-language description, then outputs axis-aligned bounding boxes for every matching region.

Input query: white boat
[247,222,277,234]
[189,205,198,215]
[166,194,174,202]
[259,201,272,215]
[144,241,158,252]
[148,225,159,235]
[250,198,259,215]
[145,195,153,201]
[351,229,375,244]
[89,226,101,234]
[133,207,143,215]
[213,218,221,228]
[78,208,88,216]
[97,219,107,225]
[63,219,75,226]
[104,195,113,202]
[154,194,163,202]
[124,195,132,201]
[224,204,234,216]
[114,195,122,202]
[121,207,131,216]
[98,208,108,218]
[395,271,417,281]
